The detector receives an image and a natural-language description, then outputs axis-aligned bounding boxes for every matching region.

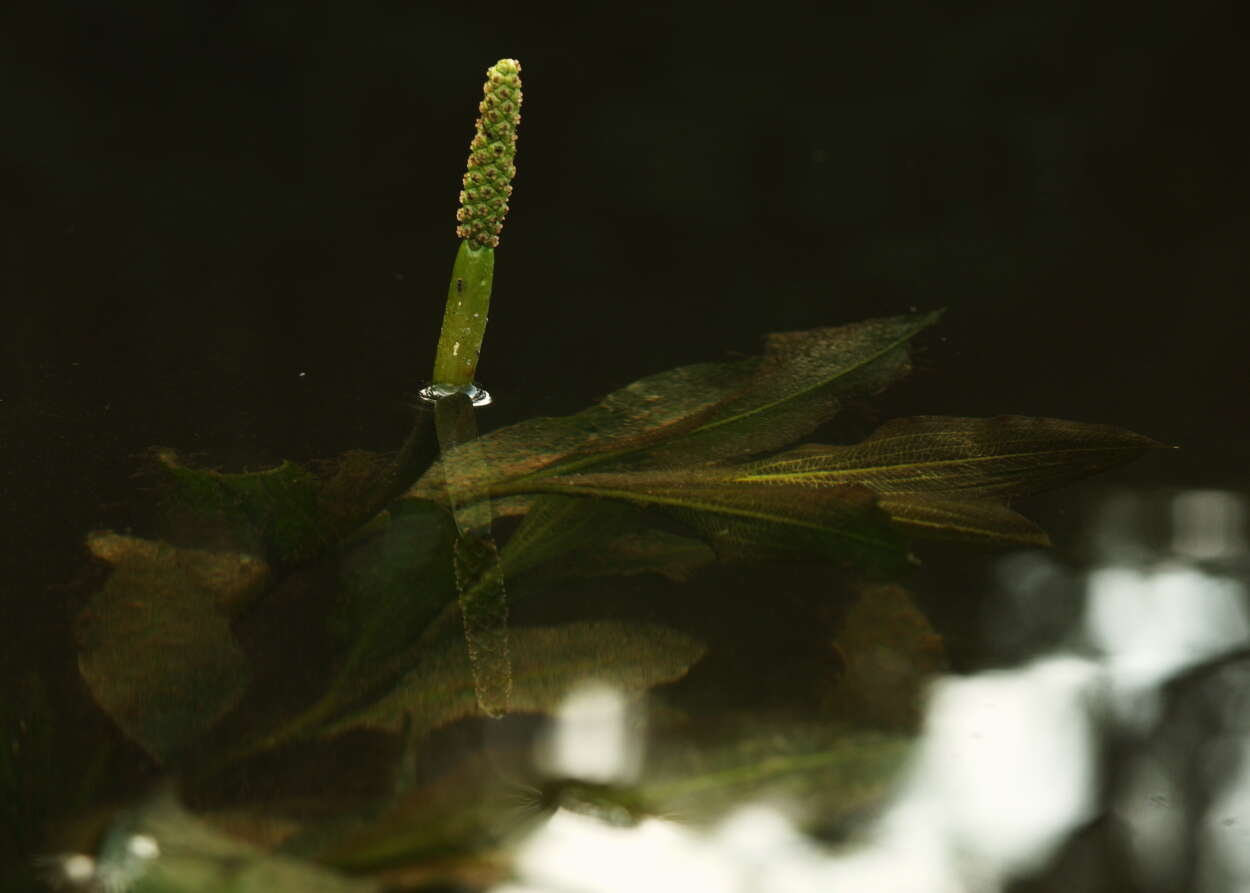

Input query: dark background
[3,1,1247,695]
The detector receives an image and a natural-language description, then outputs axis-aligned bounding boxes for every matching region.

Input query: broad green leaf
[501,470,910,572]
[736,415,1161,497]
[76,533,268,763]
[327,621,706,738]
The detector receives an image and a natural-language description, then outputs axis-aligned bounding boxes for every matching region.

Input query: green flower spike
[431,58,522,390]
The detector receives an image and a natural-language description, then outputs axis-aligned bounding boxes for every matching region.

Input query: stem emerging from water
[430,58,521,388]
[432,242,495,387]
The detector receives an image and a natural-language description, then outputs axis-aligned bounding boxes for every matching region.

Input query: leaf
[327,621,706,738]
[533,527,718,584]
[503,470,911,572]
[407,358,756,503]
[154,446,416,568]
[328,501,460,699]
[76,532,268,763]
[497,495,642,579]
[876,494,1050,546]
[407,313,939,502]
[734,415,1163,545]
[828,582,947,730]
[636,311,942,466]
[642,726,915,830]
[83,791,378,892]
[214,502,461,762]
[307,747,541,879]
[154,449,328,565]
[737,415,1161,497]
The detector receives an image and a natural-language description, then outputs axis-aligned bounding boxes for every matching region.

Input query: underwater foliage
[13,58,1166,892]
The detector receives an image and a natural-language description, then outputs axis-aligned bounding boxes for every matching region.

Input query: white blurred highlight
[1085,564,1249,699]
[1172,490,1247,561]
[495,574,1250,892]
[492,492,1250,892]
[537,681,641,783]
[895,656,1101,881]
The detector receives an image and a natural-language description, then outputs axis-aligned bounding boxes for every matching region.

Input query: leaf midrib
[736,444,1147,486]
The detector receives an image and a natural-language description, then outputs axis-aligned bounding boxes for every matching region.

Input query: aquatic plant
[9,58,1164,891]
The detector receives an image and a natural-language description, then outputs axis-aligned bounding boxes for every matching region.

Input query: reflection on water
[30,489,1250,892]
[496,489,1250,893]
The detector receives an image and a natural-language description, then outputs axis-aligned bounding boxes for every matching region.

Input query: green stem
[432,240,495,387]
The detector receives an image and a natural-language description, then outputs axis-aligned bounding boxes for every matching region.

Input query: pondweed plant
[14,60,1163,891]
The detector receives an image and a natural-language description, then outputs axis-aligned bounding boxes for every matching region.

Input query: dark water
[4,3,1248,891]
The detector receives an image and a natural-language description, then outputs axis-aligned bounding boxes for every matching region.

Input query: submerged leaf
[408,359,755,502]
[533,527,718,584]
[876,493,1049,546]
[738,415,1161,497]
[154,450,327,565]
[637,311,942,466]
[829,582,947,730]
[408,313,939,502]
[154,445,416,568]
[502,470,911,572]
[240,502,461,761]
[328,501,459,700]
[328,621,706,738]
[83,792,377,892]
[496,495,640,581]
[735,415,1162,545]
[644,726,914,830]
[76,533,267,763]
